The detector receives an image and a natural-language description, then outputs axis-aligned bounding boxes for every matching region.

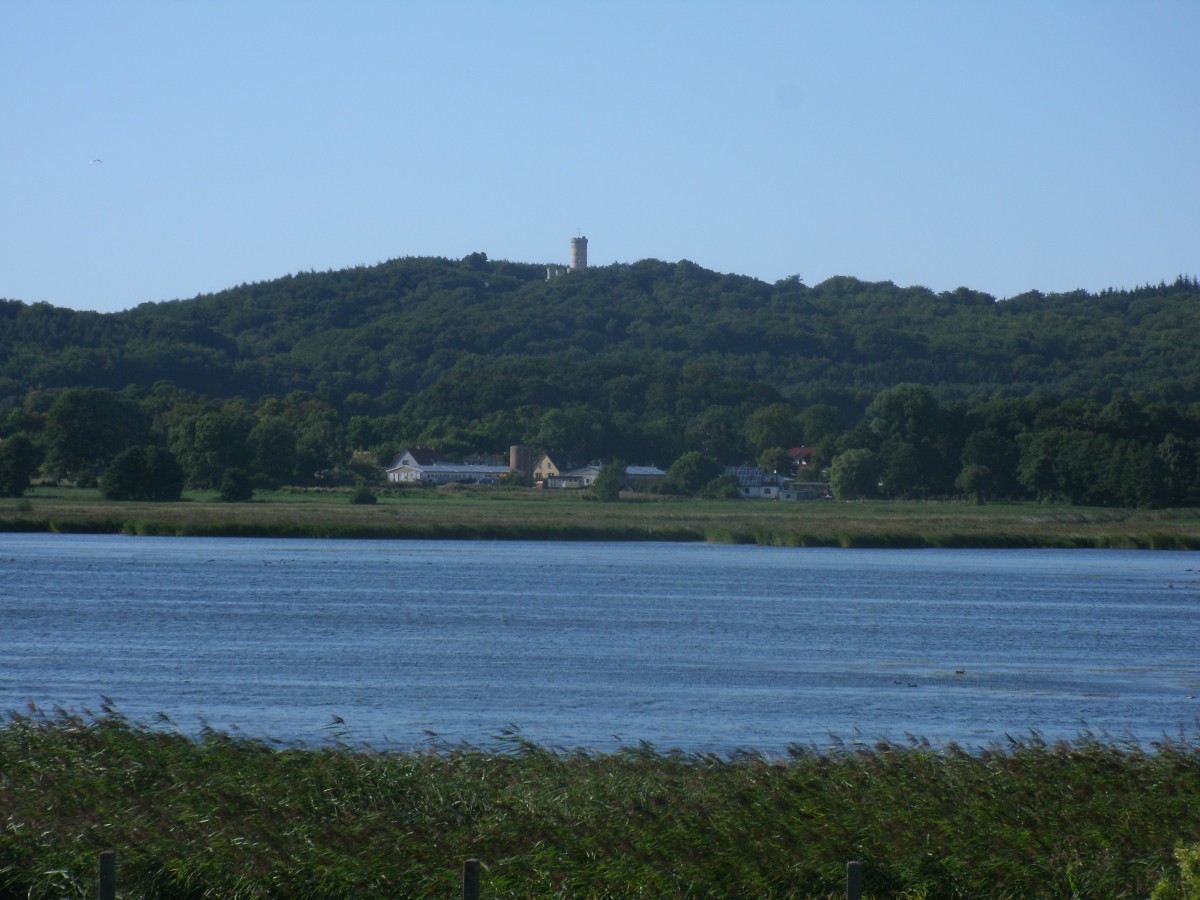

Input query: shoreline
[3,488,1200,549]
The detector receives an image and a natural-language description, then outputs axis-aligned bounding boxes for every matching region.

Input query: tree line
[3,380,1199,508]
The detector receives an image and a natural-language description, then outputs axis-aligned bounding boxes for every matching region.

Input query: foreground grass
[1,710,1197,898]
[3,487,1200,548]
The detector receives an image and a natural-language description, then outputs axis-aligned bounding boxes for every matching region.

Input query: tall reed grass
[1,708,1197,898]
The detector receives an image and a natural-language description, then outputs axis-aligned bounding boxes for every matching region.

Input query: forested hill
[2,256,1198,411]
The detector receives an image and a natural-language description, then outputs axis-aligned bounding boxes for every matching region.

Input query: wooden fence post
[846,859,863,900]
[98,850,117,900]
[463,856,481,900]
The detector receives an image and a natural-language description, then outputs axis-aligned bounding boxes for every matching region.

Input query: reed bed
[3,489,1199,549]
[1,708,1198,898]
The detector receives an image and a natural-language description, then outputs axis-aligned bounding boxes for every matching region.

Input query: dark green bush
[349,486,377,505]
[218,468,253,502]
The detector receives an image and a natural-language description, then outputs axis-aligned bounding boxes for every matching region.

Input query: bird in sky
[91,159,103,163]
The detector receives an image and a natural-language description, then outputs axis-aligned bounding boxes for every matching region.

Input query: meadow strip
[3,489,1199,549]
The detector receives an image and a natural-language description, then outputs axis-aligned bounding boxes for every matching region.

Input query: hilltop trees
[2,261,1198,413]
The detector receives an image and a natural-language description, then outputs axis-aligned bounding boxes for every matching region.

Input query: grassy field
[2,486,1200,548]
[1,709,1197,898]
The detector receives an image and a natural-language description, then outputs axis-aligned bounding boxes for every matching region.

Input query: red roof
[788,446,817,465]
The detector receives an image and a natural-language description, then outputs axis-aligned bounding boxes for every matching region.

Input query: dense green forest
[2,255,1199,506]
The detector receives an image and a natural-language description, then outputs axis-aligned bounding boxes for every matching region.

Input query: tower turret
[570,235,588,270]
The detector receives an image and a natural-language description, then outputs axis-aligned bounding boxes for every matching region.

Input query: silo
[509,445,533,484]
[570,236,588,270]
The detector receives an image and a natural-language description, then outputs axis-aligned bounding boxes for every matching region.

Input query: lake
[1,533,1197,754]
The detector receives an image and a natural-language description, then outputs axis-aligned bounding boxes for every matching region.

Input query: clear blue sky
[3,2,1197,313]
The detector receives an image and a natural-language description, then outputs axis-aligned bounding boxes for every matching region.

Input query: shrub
[701,473,742,500]
[349,487,377,505]
[218,468,254,502]
[591,459,626,502]
[1153,844,1200,899]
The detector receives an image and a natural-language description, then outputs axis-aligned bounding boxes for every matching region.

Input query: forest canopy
[2,256,1199,507]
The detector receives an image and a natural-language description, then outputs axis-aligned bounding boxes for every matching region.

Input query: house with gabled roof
[531,452,579,485]
[724,465,787,499]
[389,447,450,469]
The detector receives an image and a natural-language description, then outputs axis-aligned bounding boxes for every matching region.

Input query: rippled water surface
[2,534,1197,752]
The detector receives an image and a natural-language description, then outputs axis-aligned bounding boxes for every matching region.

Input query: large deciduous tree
[0,434,40,497]
[43,388,149,480]
[664,451,722,496]
[830,448,880,500]
[743,403,800,456]
[101,445,184,501]
[169,410,253,489]
[683,406,745,463]
[248,416,297,483]
[863,384,955,498]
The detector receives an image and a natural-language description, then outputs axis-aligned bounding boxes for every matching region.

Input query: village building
[386,448,509,484]
[531,452,578,485]
[388,447,449,470]
[546,463,666,490]
[383,434,827,498]
[724,464,830,501]
[724,466,787,499]
[788,446,817,470]
[780,481,832,501]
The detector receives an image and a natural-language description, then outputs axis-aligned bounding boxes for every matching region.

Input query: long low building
[546,464,665,489]
[386,462,511,484]
[385,447,510,484]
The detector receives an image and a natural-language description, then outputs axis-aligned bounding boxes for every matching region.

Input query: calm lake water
[1,534,1198,754]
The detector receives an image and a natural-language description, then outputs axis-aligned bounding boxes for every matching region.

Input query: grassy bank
[1,710,1197,898]
[2,487,1200,548]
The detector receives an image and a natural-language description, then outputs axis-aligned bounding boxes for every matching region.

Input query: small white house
[723,466,787,499]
